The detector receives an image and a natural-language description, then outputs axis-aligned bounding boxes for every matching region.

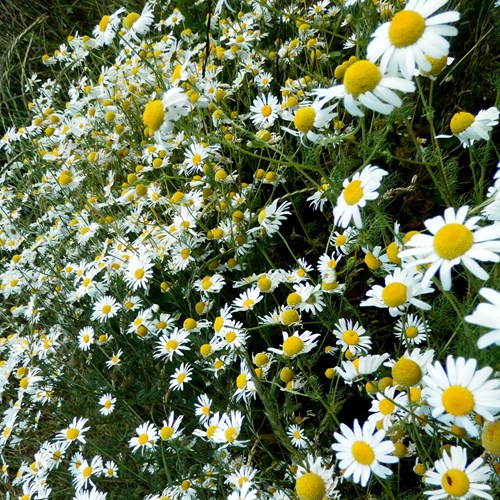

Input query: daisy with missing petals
[465,288,500,348]
[129,421,159,454]
[361,268,433,317]
[394,313,429,346]
[333,164,388,229]
[56,417,90,445]
[367,0,460,80]
[212,410,247,448]
[422,356,500,437]
[333,318,372,357]
[253,199,291,236]
[437,107,499,148]
[399,206,500,291]
[268,330,320,359]
[281,99,337,143]
[249,93,280,129]
[424,446,493,500]
[336,353,390,384]
[294,454,339,500]
[154,327,191,361]
[314,58,415,116]
[332,419,398,487]
[158,411,184,441]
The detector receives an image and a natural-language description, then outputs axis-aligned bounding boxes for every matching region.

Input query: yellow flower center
[261,104,273,117]
[422,54,448,76]
[287,292,302,306]
[283,336,304,356]
[405,326,418,339]
[442,386,475,416]
[160,426,174,440]
[294,106,316,134]
[236,373,247,390]
[295,472,326,500]
[102,305,112,315]
[364,252,382,270]
[379,398,395,415]
[143,100,165,131]
[381,282,407,308]
[165,340,179,351]
[392,358,422,386]
[450,112,475,135]
[66,428,79,440]
[351,441,375,465]
[335,234,347,246]
[441,469,470,497]
[177,373,186,384]
[481,421,500,456]
[243,298,255,309]
[138,433,149,445]
[124,12,140,30]
[225,331,236,343]
[192,154,202,165]
[386,242,401,265]
[282,309,300,325]
[104,400,112,409]
[99,15,110,32]
[258,276,272,292]
[433,223,473,260]
[225,426,238,442]
[58,171,73,186]
[342,330,360,346]
[343,180,363,205]
[134,269,145,280]
[389,10,426,48]
[206,425,217,439]
[83,466,93,478]
[343,60,382,96]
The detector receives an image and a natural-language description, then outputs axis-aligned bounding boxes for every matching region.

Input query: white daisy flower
[437,107,499,148]
[367,0,460,80]
[332,419,398,487]
[422,356,500,437]
[124,250,154,291]
[91,295,119,322]
[465,287,500,348]
[249,93,280,129]
[399,206,500,291]
[394,313,429,346]
[424,446,493,500]
[252,199,291,236]
[367,386,408,431]
[98,393,116,416]
[158,411,184,441]
[333,164,388,229]
[361,268,433,317]
[315,59,415,116]
[56,417,90,445]
[129,421,159,454]
[212,410,247,448]
[335,353,391,384]
[287,424,309,449]
[77,326,95,351]
[169,362,193,391]
[333,318,372,357]
[232,286,263,312]
[121,2,155,42]
[154,328,191,361]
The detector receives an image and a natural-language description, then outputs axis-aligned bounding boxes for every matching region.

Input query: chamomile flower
[394,313,429,346]
[73,455,103,492]
[333,318,372,357]
[399,206,500,291]
[124,250,154,290]
[390,348,435,387]
[121,2,155,42]
[154,328,191,361]
[315,58,415,116]
[437,107,499,148]
[422,356,500,437]
[249,93,280,129]
[213,410,247,448]
[169,362,193,391]
[335,353,391,384]
[367,0,460,80]
[105,349,123,369]
[465,287,500,348]
[332,419,398,487]
[129,421,159,454]
[361,268,433,317]
[98,393,116,416]
[91,295,119,322]
[333,164,388,228]
[232,287,263,312]
[78,326,95,351]
[287,424,309,449]
[253,199,291,236]
[368,386,407,431]
[424,445,493,500]
[158,411,184,441]
[56,417,89,445]
[93,8,125,46]
[194,394,213,423]
[281,99,337,142]
[269,330,320,358]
